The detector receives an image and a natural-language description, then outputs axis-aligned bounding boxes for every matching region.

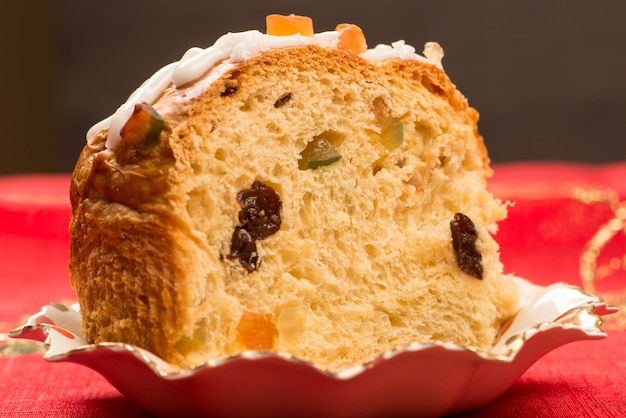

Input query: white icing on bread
[87,30,438,150]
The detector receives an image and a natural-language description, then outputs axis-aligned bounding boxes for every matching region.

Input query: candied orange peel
[266,14,314,36]
[265,15,368,55]
[236,310,276,350]
[335,23,368,54]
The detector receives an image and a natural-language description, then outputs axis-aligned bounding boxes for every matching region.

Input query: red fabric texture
[1,164,625,416]
[0,175,74,326]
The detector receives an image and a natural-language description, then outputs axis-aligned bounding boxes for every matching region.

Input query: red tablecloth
[1,163,625,417]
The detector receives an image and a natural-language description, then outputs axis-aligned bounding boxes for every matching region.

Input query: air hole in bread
[185,186,212,233]
[320,77,333,88]
[387,312,405,327]
[372,162,382,176]
[420,76,446,97]
[331,88,355,105]
[371,96,389,123]
[239,101,252,112]
[365,244,377,258]
[214,148,227,161]
[239,94,266,112]
[271,164,285,178]
[265,121,280,134]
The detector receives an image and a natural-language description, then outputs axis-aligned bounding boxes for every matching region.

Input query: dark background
[1,0,625,174]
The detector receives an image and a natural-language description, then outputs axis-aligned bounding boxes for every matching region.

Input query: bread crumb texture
[70,45,518,371]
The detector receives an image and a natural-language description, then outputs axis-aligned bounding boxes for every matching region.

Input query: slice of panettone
[69,15,518,371]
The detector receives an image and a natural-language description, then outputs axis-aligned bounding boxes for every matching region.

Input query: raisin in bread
[70,19,518,371]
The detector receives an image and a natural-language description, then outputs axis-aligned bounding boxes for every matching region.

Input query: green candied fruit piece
[298,137,342,170]
[380,117,404,151]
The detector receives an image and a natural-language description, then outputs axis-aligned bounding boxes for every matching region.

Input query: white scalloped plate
[10,277,617,417]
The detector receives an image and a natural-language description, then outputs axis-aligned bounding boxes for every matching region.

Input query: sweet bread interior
[69,15,518,371]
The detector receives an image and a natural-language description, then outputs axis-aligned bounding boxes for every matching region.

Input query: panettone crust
[70,45,517,371]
